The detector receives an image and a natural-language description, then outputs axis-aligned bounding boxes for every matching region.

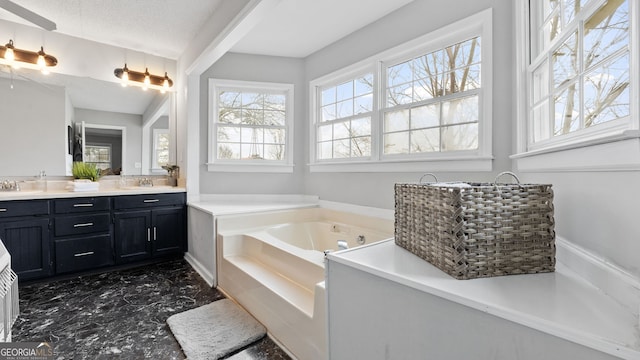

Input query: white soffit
[231,0,414,58]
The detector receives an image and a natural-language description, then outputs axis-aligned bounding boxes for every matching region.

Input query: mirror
[0,68,174,177]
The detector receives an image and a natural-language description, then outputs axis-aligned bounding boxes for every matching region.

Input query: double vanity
[0,186,186,282]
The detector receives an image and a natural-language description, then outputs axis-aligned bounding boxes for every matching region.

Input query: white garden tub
[216,207,393,360]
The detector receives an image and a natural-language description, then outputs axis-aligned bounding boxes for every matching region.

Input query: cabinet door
[0,218,51,281]
[114,210,152,263]
[152,207,186,256]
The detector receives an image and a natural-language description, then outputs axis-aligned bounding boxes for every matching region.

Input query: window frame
[309,9,493,172]
[84,143,112,171]
[207,79,295,173]
[152,128,170,171]
[513,0,640,172]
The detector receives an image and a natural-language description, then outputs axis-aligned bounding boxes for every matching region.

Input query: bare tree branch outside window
[384,36,481,155]
[216,89,287,161]
[532,0,629,141]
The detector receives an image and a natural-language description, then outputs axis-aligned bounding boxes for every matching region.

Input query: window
[528,0,631,147]
[208,79,294,172]
[85,145,111,170]
[317,74,373,160]
[152,129,169,170]
[310,9,492,172]
[383,37,481,155]
[514,0,638,171]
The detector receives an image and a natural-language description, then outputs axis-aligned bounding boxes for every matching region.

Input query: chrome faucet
[138,178,154,187]
[0,180,20,192]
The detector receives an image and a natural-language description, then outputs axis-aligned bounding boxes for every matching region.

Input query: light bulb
[121,64,129,87]
[4,40,14,61]
[144,68,151,87]
[37,47,48,74]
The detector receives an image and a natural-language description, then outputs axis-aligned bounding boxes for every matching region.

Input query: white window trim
[310,63,377,163]
[207,79,295,173]
[512,0,640,172]
[309,8,493,173]
[151,128,169,173]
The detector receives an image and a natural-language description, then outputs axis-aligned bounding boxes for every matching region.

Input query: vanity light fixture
[0,39,57,74]
[114,64,173,93]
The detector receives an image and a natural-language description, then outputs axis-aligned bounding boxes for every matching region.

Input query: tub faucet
[337,240,348,251]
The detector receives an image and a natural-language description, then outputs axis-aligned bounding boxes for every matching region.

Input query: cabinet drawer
[54,213,110,237]
[55,234,114,274]
[113,193,185,210]
[0,200,49,219]
[54,197,110,214]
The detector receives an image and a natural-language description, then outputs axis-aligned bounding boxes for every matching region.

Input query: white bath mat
[167,299,266,360]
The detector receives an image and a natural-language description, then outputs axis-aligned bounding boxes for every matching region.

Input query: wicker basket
[394,172,556,280]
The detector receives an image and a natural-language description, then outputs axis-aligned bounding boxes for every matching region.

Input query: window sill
[206,163,294,173]
[512,131,640,172]
[309,156,493,173]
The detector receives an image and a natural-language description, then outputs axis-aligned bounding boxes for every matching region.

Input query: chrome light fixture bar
[0,39,57,74]
[114,64,173,93]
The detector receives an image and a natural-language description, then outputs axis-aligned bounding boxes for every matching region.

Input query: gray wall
[75,108,143,176]
[0,77,67,176]
[199,53,305,194]
[303,0,514,209]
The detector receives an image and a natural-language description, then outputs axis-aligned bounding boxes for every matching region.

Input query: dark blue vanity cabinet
[0,192,186,282]
[53,197,114,274]
[0,200,52,281]
[113,193,186,264]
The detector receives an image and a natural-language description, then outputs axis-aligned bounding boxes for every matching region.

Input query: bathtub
[216,207,394,360]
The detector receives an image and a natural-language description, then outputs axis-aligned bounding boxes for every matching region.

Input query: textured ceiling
[0,0,222,59]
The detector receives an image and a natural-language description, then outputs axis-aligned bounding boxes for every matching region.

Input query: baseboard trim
[184,252,215,287]
[557,236,640,315]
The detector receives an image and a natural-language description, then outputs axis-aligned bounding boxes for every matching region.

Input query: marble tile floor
[13,259,292,360]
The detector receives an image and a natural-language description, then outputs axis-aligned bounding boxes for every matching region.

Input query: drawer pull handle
[74,251,94,257]
[73,203,94,207]
[143,199,160,203]
[73,222,94,228]
[153,227,157,241]
[0,209,6,212]
[147,228,151,242]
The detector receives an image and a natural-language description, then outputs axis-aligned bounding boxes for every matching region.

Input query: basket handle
[419,173,438,183]
[494,171,521,185]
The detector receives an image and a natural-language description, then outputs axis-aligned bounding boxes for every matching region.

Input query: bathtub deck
[327,239,640,359]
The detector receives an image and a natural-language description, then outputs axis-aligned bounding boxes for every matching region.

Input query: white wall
[74,108,143,176]
[519,171,640,280]
[0,77,67,176]
[198,52,306,194]
[302,0,514,209]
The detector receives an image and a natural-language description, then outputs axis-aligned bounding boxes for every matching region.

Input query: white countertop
[0,186,186,201]
[328,239,640,360]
